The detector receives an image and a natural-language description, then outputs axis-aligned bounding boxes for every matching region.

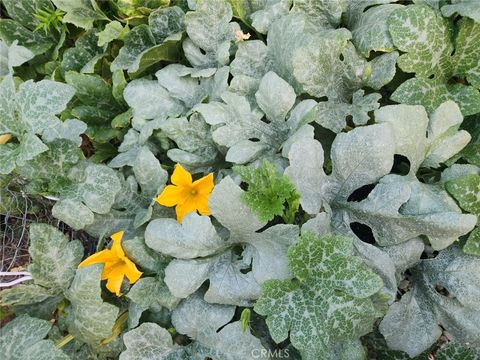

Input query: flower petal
[105,267,125,296]
[111,231,125,258]
[194,194,211,216]
[123,259,142,284]
[156,185,188,207]
[175,200,199,223]
[171,164,192,187]
[79,249,116,268]
[192,173,214,195]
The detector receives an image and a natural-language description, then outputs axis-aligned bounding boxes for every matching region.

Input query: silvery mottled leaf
[350,4,403,57]
[0,19,54,55]
[452,18,480,90]
[291,0,344,29]
[183,0,239,68]
[255,232,384,359]
[0,315,69,360]
[423,101,472,168]
[51,0,108,30]
[366,51,399,90]
[133,147,167,199]
[196,71,309,164]
[249,0,291,34]
[0,284,55,306]
[309,89,381,133]
[286,123,476,249]
[123,235,169,273]
[156,64,228,109]
[172,293,267,359]
[61,29,105,73]
[52,162,121,230]
[380,246,480,357]
[124,79,184,121]
[146,213,225,259]
[441,0,480,22]
[127,277,180,312]
[160,113,220,171]
[65,265,119,343]
[27,223,83,291]
[149,6,185,43]
[119,322,183,360]
[0,40,34,75]
[41,119,87,146]
[148,177,298,305]
[0,135,48,174]
[388,5,453,79]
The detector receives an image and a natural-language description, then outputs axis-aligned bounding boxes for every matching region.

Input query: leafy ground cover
[0,0,479,359]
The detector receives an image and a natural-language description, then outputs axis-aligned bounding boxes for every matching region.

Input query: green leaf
[388,5,453,79]
[2,0,54,30]
[111,7,184,74]
[464,227,480,256]
[233,159,299,222]
[436,341,480,360]
[51,0,108,30]
[183,0,239,68]
[0,19,54,55]
[453,18,480,90]
[254,232,384,359]
[445,174,480,216]
[0,315,69,360]
[96,21,128,47]
[65,265,120,344]
[441,0,480,22]
[379,246,480,356]
[391,76,480,116]
[27,223,83,290]
[61,29,105,73]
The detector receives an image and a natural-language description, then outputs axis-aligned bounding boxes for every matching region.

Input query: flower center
[190,188,198,196]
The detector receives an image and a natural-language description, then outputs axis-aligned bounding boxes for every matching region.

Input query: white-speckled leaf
[65,265,119,343]
[52,162,121,230]
[28,223,83,291]
[133,147,168,199]
[391,76,480,116]
[127,277,180,312]
[452,18,480,90]
[61,29,105,73]
[388,5,453,79]
[254,232,384,359]
[0,315,69,360]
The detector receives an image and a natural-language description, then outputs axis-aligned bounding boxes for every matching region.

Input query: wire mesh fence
[0,174,96,277]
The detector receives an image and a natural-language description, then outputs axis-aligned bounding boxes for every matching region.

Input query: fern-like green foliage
[234,160,300,223]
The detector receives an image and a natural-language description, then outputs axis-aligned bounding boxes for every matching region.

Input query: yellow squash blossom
[156,164,214,223]
[79,231,142,296]
[0,134,12,144]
